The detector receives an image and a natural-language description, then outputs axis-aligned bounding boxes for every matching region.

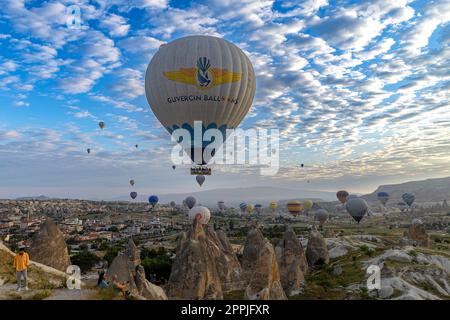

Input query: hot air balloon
[130,192,137,200]
[185,196,196,209]
[135,144,138,148]
[336,190,349,204]
[301,163,304,168]
[129,179,135,187]
[239,202,247,214]
[269,201,278,213]
[196,175,205,187]
[402,193,415,207]
[377,191,389,206]
[345,197,369,223]
[188,206,211,225]
[172,165,176,170]
[218,201,225,212]
[87,148,91,154]
[287,201,302,216]
[148,195,159,208]
[303,200,313,215]
[246,203,254,214]
[145,35,256,166]
[315,209,328,227]
[397,201,407,212]
[99,121,105,129]
[170,201,176,208]
[254,204,263,215]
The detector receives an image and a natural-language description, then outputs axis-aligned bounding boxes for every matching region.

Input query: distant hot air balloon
[287,201,302,216]
[172,165,176,170]
[218,201,225,212]
[170,201,176,208]
[315,209,328,227]
[336,190,349,204]
[402,193,415,207]
[185,196,196,209]
[148,195,159,208]
[397,201,407,212]
[196,175,205,186]
[254,204,263,215]
[246,203,254,214]
[377,191,389,206]
[346,197,369,223]
[301,163,304,168]
[239,202,247,214]
[129,179,135,186]
[135,144,138,148]
[145,35,256,165]
[87,148,91,154]
[188,206,211,225]
[130,192,137,200]
[303,200,313,214]
[269,201,278,213]
[99,121,105,129]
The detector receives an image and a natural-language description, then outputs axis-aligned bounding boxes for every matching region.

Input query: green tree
[71,250,100,273]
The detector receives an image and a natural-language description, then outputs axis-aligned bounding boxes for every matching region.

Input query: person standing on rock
[13,246,29,291]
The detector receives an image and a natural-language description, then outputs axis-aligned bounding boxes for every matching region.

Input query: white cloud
[100,13,130,37]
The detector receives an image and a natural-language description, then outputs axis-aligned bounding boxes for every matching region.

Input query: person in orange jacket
[13,246,29,291]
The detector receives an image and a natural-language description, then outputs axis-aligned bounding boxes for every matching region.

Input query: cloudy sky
[0,0,449,200]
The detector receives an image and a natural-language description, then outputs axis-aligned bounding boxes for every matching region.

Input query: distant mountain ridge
[363,176,450,203]
[15,195,53,200]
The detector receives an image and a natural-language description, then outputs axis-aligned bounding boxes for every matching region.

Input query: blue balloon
[148,195,159,206]
[239,202,247,212]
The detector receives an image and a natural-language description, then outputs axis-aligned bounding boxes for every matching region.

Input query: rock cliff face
[107,238,167,300]
[166,220,224,299]
[242,223,287,300]
[407,219,430,247]
[306,229,330,267]
[28,218,71,272]
[274,227,308,295]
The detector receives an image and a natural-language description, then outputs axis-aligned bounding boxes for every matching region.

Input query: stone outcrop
[107,238,167,300]
[242,223,287,300]
[244,241,287,300]
[166,219,224,299]
[274,227,308,295]
[28,218,71,272]
[306,229,330,267]
[407,219,430,247]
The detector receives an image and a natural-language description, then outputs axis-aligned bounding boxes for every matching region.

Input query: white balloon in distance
[188,206,211,225]
[145,35,256,165]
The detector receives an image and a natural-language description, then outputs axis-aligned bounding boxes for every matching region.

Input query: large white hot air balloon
[188,206,211,225]
[145,35,256,165]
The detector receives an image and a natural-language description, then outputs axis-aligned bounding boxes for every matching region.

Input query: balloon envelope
[269,201,278,211]
[246,203,254,214]
[315,209,328,226]
[145,35,256,165]
[196,175,205,186]
[336,190,349,204]
[346,197,369,223]
[287,201,302,215]
[185,196,196,209]
[377,191,389,205]
[303,200,313,211]
[402,193,415,207]
[130,192,137,200]
[170,201,176,208]
[148,195,159,207]
[239,202,247,213]
[188,206,211,225]
[99,121,105,129]
[129,180,135,186]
